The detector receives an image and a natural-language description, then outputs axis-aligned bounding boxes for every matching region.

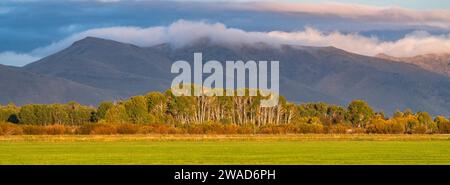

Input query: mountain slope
[158,42,450,116]
[25,37,173,96]
[376,53,450,77]
[0,64,117,105]
[23,37,450,116]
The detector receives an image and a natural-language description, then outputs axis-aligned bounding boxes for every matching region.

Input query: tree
[104,104,129,124]
[65,102,95,125]
[166,93,196,124]
[416,112,435,133]
[416,112,432,125]
[146,92,167,114]
[393,109,404,118]
[96,101,114,120]
[347,100,374,128]
[0,103,19,123]
[50,104,69,124]
[124,96,150,124]
[435,116,450,133]
[145,92,168,123]
[5,86,450,135]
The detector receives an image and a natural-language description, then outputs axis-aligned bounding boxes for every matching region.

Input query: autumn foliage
[1,89,450,135]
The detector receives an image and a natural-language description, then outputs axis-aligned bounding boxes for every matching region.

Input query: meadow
[0,134,449,164]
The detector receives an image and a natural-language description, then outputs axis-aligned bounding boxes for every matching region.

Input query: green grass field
[0,135,449,164]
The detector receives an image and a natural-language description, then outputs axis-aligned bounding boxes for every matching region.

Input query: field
[0,135,449,164]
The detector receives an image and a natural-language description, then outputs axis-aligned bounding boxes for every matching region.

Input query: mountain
[0,64,117,105]
[21,37,450,116]
[376,53,450,77]
[25,37,173,97]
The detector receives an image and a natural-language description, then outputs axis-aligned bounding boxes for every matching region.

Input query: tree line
[1,89,450,134]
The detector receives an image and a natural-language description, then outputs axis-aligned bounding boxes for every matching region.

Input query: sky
[281,0,450,10]
[0,0,449,66]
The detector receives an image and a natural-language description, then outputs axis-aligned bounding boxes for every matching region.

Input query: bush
[259,124,285,134]
[258,123,325,134]
[437,121,450,133]
[222,124,239,134]
[412,125,427,134]
[76,124,117,135]
[291,123,324,134]
[237,125,254,134]
[23,125,70,135]
[327,123,351,134]
[0,123,23,135]
[435,117,450,134]
[22,125,47,135]
[135,124,181,134]
[390,121,406,134]
[367,119,405,134]
[150,124,171,134]
[91,124,117,135]
[45,125,68,135]
[116,124,139,134]
[0,121,448,135]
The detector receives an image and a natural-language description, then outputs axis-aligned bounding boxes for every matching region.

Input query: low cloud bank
[2,20,450,66]
[0,52,40,67]
[243,2,450,29]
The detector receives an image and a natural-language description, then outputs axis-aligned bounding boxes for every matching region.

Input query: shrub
[76,124,117,135]
[90,124,117,135]
[412,125,427,134]
[237,125,254,134]
[186,124,205,134]
[135,124,180,134]
[309,124,325,133]
[136,125,154,134]
[350,128,366,134]
[151,124,171,134]
[366,118,404,134]
[207,123,226,134]
[327,123,351,134]
[0,123,23,135]
[222,124,239,134]
[291,123,325,134]
[45,125,68,135]
[22,125,47,135]
[116,124,139,134]
[259,124,283,134]
[437,121,450,134]
[390,120,406,134]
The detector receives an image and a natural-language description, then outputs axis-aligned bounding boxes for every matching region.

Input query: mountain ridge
[0,63,118,105]
[7,37,450,116]
[375,53,450,77]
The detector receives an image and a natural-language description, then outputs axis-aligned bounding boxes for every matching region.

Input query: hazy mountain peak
[376,53,450,77]
[71,36,139,48]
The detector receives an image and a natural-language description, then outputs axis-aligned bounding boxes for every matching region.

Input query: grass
[0,135,449,164]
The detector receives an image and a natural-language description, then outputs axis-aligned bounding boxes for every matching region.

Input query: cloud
[31,26,168,57]
[239,2,450,29]
[266,28,450,57]
[4,20,450,66]
[0,52,41,66]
